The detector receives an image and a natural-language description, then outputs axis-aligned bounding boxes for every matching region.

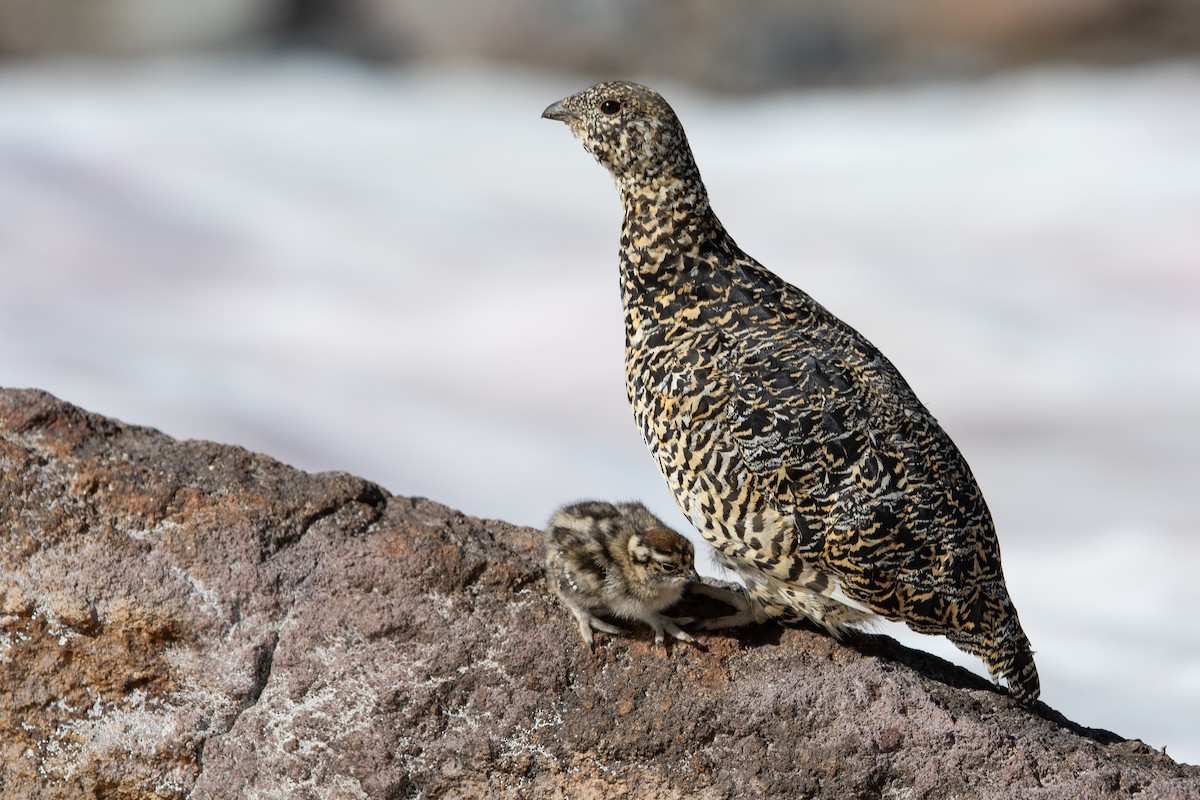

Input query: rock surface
[1,387,1197,799]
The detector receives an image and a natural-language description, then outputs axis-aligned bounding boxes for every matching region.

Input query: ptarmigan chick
[543,81,1040,704]
[545,500,701,648]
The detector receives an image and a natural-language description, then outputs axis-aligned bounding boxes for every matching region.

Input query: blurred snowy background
[1,0,1198,767]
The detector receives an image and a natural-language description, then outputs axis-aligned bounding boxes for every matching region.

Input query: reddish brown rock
[1,388,1197,799]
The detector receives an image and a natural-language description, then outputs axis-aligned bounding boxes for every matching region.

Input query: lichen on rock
[1,388,1197,799]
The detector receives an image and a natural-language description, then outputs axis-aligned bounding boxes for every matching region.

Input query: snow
[1,56,1197,764]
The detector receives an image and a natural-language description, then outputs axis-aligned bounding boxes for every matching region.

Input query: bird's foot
[647,614,697,646]
[573,609,627,649]
[589,617,628,638]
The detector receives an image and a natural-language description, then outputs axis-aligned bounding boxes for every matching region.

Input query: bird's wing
[723,333,915,524]
[728,316,1013,619]
[714,292,977,610]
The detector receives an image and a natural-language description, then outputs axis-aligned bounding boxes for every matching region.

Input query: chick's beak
[541,99,574,122]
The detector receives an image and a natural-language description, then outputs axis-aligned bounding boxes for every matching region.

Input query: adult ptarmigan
[543,80,1039,704]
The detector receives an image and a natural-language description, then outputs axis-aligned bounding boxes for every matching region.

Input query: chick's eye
[600,99,621,115]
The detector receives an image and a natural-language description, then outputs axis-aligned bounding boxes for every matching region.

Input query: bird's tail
[989,630,1040,706]
[965,601,1040,705]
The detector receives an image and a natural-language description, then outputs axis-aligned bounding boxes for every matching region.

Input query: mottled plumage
[543,82,1040,703]
[544,500,700,647]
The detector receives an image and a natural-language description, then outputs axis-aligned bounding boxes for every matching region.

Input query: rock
[1,387,1197,799]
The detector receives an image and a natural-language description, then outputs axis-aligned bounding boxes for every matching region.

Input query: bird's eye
[660,563,677,573]
[600,99,621,115]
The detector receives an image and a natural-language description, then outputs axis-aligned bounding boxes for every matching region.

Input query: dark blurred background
[1,0,1198,86]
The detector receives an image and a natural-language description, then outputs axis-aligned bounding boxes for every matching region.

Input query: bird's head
[542,81,701,194]
[627,525,700,589]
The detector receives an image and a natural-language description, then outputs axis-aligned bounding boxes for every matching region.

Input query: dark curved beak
[541,100,573,122]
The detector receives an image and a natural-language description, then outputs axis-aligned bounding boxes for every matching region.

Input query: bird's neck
[617,175,725,279]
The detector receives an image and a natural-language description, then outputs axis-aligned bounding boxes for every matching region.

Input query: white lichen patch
[498,702,568,768]
[423,590,456,622]
[34,688,189,788]
[31,604,68,640]
[163,636,256,734]
[230,633,441,799]
[474,645,515,686]
[167,564,222,617]
[120,519,183,542]
[259,651,380,760]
